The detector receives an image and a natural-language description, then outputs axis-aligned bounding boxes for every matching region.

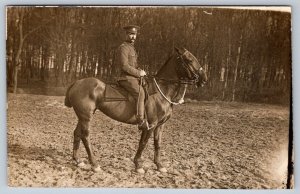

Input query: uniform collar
[124,41,135,47]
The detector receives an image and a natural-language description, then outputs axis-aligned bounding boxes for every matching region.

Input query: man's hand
[139,70,147,77]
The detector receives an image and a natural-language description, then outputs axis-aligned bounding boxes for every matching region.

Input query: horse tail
[65,82,75,108]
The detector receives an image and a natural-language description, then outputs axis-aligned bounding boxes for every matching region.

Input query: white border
[1,1,298,194]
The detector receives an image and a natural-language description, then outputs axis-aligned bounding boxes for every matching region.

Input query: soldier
[115,25,149,130]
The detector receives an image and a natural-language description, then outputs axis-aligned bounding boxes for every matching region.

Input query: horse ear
[174,46,185,55]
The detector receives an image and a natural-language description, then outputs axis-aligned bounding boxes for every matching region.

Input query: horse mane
[156,53,176,77]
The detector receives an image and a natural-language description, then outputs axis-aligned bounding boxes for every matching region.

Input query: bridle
[154,51,204,85]
[176,50,203,85]
[151,50,205,105]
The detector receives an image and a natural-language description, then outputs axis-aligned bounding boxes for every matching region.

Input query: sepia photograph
[6,6,292,189]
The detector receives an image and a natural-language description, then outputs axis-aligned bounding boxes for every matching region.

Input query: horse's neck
[156,55,178,81]
[155,54,187,102]
[157,81,186,102]
[172,84,187,102]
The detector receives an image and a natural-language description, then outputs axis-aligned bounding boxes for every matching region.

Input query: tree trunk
[232,33,243,101]
[67,40,76,83]
[6,46,14,87]
[13,10,25,93]
[13,39,24,93]
[223,42,231,100]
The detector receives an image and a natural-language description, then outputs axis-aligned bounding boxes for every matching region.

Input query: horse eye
[187,59,193,63]
[184,56,192,63]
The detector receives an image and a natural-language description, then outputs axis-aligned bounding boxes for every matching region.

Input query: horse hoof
[158,167,167,173]
[136,168,145,174]
[92,166,101,172]
[77,161,85,167]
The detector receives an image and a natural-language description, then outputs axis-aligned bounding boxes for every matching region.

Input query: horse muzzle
[196,70,207,87]
[197,79,207,87]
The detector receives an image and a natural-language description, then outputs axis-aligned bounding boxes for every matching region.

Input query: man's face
[126,32,137,43]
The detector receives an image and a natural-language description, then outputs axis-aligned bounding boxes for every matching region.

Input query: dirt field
[7,93,290,189]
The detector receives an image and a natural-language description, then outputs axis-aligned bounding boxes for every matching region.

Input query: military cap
[123,25,140,34]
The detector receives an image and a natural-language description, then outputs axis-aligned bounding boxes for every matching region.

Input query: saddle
[104,77,158,102]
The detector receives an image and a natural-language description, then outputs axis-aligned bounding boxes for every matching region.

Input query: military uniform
[115,41,141,80]
[115,25,148,129]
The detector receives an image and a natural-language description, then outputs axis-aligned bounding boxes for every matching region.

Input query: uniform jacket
[115,41,141,80]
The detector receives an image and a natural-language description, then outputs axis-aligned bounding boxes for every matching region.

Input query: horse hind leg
[70,79,104,172]
[79,119,101,172]
[72,118,101,172]
[73,122,85,167]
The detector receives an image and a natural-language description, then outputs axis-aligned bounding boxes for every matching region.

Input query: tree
[7,7,53,93]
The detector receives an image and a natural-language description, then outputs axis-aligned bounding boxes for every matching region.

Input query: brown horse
[65,47,207,173]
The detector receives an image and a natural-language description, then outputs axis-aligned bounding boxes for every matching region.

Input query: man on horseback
[115,25,149,130]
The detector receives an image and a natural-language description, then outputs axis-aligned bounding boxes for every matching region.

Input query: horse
[64,47,207,173]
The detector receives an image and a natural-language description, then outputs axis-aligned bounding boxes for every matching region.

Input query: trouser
[118,79,145,120]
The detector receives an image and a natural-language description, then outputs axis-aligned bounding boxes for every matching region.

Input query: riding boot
[136,88,149,130]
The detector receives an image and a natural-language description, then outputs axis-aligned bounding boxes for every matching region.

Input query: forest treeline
[6,7,291,104]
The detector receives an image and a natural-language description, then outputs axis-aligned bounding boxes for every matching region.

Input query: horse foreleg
[134,129,153,174]
[154,124,167,173]
[79,120,101,172]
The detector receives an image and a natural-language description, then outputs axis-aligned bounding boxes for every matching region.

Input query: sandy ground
[7,93,290,189]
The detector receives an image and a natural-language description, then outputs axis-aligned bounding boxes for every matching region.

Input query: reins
[154,77,198,85]
[153,78,186,105]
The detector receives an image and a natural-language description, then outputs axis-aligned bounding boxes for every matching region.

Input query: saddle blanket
[104,78,158,102]
[104,84,129,101]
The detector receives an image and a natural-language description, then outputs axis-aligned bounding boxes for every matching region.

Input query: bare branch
[23,16,55,41]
